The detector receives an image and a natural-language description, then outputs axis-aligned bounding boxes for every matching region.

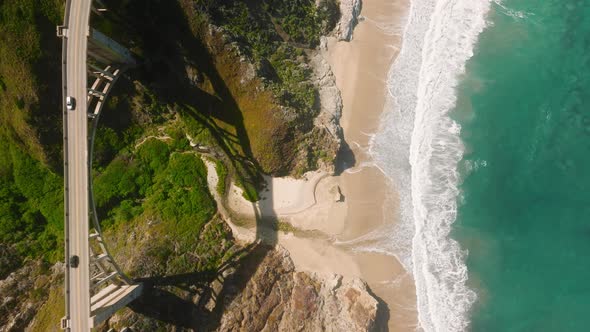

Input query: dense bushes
[201,0,338,132]
[0,142,63,263]
[0,2,61,280]
[0,0,64,165]
[215,159,227,196]
[206,0,338,51]
[0,0,65,269]
[264,0,339,46]
[146,153,216,238]
[93,137,215,239]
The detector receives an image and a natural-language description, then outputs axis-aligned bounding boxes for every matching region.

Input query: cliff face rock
[301,0,366,175]
[0,261,63,332]
[300,51,343,175]
[217,247,379,332]
[335,0,362,41]
[311,53,342,135]
[0,244,19,280]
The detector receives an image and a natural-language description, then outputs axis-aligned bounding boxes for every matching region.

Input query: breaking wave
[371,0,491,330]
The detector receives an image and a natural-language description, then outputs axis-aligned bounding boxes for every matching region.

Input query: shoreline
[326,0,417,330]
[221,0,417,330]
[372,0,493,330]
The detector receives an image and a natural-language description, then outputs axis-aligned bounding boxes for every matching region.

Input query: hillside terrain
[0,0,382,331]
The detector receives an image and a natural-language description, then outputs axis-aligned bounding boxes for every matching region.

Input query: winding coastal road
[64,0,92,330]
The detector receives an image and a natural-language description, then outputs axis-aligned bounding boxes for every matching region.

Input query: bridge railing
[60,0,73,329]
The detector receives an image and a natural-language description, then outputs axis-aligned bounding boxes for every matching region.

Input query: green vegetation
[268,44,317,128]
[205,0,338,52]
[215,159,228,196]
[27,283,64,332]
[93,136,215,234]
[0,0,64,165]
[0,0,65,272]
[181,111,216,148]
[125,215,235,276]
[265,0,339,46]
[91,131,228,286]
[145,152,215,238]
[202,0,338,130]
[0,142,63,263]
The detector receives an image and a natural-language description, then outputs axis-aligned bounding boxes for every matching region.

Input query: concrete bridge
[58,1,141,330]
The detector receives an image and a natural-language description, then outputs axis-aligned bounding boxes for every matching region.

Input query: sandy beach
[219,0,417,330]
[327,0,417,330]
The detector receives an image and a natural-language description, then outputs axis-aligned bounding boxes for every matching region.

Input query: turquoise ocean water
[371,0,590,330]
[453,1,590,330]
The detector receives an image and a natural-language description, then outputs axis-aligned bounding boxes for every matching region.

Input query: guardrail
[60,1,72,329]
[60,2,139,328]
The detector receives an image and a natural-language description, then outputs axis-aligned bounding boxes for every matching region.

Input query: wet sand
[326,0,418,330]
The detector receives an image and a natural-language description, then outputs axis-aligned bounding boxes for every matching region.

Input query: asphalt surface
[65,0,92,330]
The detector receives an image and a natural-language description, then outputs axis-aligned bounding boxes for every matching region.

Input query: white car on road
[66,96,76,110]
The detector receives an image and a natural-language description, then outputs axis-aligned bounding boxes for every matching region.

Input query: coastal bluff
[217,247,380,332]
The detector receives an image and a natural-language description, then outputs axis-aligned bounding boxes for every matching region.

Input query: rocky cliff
[0,261,63,332]
[217,247,379,332]
[102,244,381,331]
[335,0,362,41]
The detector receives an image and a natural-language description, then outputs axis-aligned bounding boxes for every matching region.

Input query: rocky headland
[217,247,379,332]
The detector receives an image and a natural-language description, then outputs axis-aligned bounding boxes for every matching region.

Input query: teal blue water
[452,1,590,331]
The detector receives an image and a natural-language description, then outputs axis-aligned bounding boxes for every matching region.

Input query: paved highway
[65,0,92,330]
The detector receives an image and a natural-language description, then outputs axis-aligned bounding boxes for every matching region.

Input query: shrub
[215,159,227,196]
[146,153,216,238]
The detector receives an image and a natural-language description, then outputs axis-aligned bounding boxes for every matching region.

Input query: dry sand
[219,0,418,330]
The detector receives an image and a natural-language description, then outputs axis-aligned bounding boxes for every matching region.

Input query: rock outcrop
[0,261,63,332]
[305,52,344,174]
[95,245,380,332]
[217,247,379,332]
[335,0,362,41]
[304,0,366,174]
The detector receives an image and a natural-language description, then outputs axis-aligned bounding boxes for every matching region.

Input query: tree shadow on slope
[0,1,64,170]
[128,241,277,331]
[124,180,279,330]
[97,0,280,329]
[30,6,63,169]
[103,0,266,194]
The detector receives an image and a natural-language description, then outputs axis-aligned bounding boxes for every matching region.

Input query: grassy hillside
[0,0,64,165]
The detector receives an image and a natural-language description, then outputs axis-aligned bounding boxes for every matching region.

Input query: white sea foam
[493,0,532,20]
[343,160,382,174]
[370,0,492,330]
[464,159,488,173]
